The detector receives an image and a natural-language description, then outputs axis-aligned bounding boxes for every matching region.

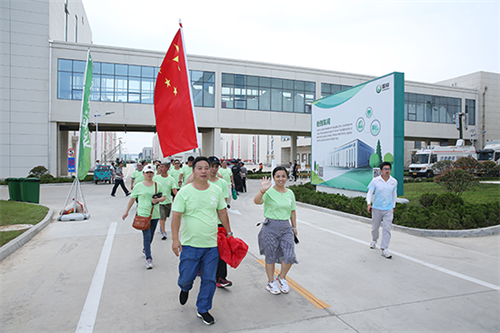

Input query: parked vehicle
[477,140,500,165]
[409,140,477,178]
[94,165,112,184]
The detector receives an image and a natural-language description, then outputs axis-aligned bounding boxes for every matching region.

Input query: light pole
[94,111,114,162]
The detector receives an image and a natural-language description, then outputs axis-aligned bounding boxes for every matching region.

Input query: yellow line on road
[256,259,330,309]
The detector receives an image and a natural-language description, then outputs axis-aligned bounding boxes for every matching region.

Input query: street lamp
[94,111,114,162]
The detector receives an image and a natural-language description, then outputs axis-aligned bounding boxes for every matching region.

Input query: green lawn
[0,200,49,246]
[401,182,500,206]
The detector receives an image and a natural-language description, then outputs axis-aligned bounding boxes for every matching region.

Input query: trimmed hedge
[289,183,499,230]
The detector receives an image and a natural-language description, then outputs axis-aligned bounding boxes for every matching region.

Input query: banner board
[311,72,404,195]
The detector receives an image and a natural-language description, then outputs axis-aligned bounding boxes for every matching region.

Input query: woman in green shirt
[123,164,166,269]
[254,166,298,295]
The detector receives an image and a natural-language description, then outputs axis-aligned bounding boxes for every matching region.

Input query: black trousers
[111,179,129,195]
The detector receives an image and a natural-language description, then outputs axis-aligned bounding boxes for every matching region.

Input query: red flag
[154,24,198,157]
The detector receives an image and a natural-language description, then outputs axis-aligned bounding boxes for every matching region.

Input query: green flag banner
[77,50,93,180]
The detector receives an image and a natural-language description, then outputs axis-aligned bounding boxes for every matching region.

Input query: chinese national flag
[154,25,198,157]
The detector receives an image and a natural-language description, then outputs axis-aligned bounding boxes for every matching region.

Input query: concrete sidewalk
[0,177,499,332]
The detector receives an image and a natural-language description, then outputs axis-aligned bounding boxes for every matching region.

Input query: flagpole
[179,20,201,151]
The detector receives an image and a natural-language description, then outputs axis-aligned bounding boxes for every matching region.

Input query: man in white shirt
[366,162,398,259]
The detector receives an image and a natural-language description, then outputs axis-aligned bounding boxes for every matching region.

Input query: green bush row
[289,183,499,230]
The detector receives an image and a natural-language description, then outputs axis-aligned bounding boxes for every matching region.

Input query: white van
[409,140,477,178]
[477,140,500,165]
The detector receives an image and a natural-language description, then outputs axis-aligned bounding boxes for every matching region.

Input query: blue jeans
[142,219,159,260]
[178,246,219,313]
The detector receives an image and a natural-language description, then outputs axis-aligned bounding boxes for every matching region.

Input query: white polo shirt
[366,175,397,211]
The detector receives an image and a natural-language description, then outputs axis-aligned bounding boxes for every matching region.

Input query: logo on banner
[376,83,390,93]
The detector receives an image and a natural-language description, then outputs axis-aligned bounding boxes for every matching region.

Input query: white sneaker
[370,240,377,249]
[276,276,290,293]
[266,280,281,294]
[381,249,392,259]
[146,258,153,269]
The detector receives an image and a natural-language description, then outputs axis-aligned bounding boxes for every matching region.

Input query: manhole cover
[0,224,34,231]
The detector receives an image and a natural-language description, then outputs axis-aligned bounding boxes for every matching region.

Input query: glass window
[259,88,271,110]
[222,73,234,85]
[115,64,127,76]
[247,76,259,86]
[58,59,72,72]
[203,72,214,83]
[466,99,476,125]
[235,74,245,87]
[272,78,282,88]
[93,62,101,74]
[115,76,127,102]
[282,90,293,112]
[90,74,101,101]
[129,65,141,77]
[73,60,86,73]
[57,71,72,99]
[191,70,203,83]
[259,77,271,88]
[271,88,282,111]
[101,75,114,102]
[101,62,114,75]
[141,66,154,78]
[203,83,214,108]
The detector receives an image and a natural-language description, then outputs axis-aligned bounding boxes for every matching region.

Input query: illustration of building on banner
[328,139,374,169]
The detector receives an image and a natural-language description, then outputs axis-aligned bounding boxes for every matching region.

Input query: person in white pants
[366,161,398,259]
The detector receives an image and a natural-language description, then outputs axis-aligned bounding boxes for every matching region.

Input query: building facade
[2,0,498,178]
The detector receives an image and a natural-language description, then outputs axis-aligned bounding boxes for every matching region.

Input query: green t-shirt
[261,187,297,220]
[132,170,145,184]
[153,174,176,204]
[172,183,226,248]
[219,167,232,185]
[131,181,164,220]
[180,165,193,186]
[169,168,182,186]
[208,178,229,199]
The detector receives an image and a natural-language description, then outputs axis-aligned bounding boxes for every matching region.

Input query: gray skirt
[258,218,298,265]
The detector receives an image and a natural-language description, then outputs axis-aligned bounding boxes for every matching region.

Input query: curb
[296,202,500,238]
[0,204,54,262]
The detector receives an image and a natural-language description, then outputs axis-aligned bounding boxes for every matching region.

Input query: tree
[434,168,478,195]
[369,153,380,168]
[376,140,383,165]
[28,165,48,178]
[453,157,481,175]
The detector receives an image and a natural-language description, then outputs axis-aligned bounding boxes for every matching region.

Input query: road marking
[298,219,500,291]
[256,259,330,309]
[75,222,117,333]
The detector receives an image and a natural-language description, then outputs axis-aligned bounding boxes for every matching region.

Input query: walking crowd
[116,156,397,326]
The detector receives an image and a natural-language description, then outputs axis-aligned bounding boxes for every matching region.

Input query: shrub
[28,165,48,178]
[479,161,500,177]
[434,168,478,195]
[419,192,439,208]
[432,192,464,209]
[431,160,453,175]
[40,174,55,182]
[453,157,481,174]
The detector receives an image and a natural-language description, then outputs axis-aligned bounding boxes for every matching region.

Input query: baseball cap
[208,156,221,166]
[143,165,155,173]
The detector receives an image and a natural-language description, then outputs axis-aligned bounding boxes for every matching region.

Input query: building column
[48,122,58,176]
[201,128,221,157]
[291,133,298,163]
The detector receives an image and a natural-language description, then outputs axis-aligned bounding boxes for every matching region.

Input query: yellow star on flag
[165,78,171,87]
[173,87,178,96]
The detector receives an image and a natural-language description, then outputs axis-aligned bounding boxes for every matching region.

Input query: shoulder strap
[148,182,157,218]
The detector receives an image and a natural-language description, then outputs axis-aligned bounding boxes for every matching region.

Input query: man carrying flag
[154,22,199,157]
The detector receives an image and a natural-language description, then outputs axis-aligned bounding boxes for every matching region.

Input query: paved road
[1,173,499,332]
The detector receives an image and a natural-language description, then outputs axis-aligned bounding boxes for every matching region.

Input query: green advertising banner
[311,72,404,195]
[77,50,93,180]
